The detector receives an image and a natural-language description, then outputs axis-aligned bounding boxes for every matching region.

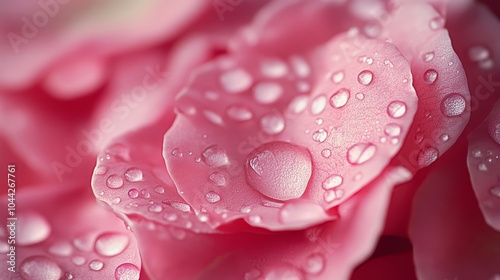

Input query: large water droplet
[89,260,104,271]
[202,145,229,167]
[384,123,401,137]
[124,168,143,182]
[311,95,327,115]
[329,88,350,108]
[279,200,325,224]
[469,45,490,62]
[17,212,51,246]
[226,105,253,122]
[417,147,439,167]
[302,253,326,275]
[387,101,407,118]
[20,256,62,280]
[441,93,466,117]
[95,232,129,257]
[48,241,73,257]
[423,69,438,84]
[114,263,140,280]
[322,175,343,189]
[312,129,328,143]
[220,68,253,93]
[254,82,283,104]
[261,59,288,78]
[331,71,344,84]
[107,175,124,189]
[347,143,377,165]
[205,191,221,203]
[357,70,373,85]
[261,113,285,135]
[246,141,312,201]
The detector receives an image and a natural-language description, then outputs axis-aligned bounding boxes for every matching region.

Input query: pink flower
[1,0,499,279]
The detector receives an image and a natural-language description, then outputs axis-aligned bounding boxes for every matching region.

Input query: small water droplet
[311,94,327,115]
[321,149,331,158]
[95,166,107,175]
[20,256,62,280]
[302,253,326,275]
[423,52,435,62]
[471,149,482,158]
[261,59,288,78]
[169,202,191,212]
[312,129,328,143]
[197,213,209,222]
[171,148,183,158]
[249,215,262,224]
[112,197,121,204]
[65,273,74,280]
[17,212,51,246]
[322,175,343,189]
[364,21,381,37]
[163,213,178,222]
[153,186,165,194]
[429,16,445,30]
[205,191,221,203]
[415,132,424,144]
[71,256,86,266]
[331,71,344,84]
[140,189,150,198]
[387,101,407,118]
[89,260,104,271]
[490,185,500,197]
[384,59,394,67]
[261,113,285,135]
[288,95,309,114]
[441,93,466,117]
[246,142,312,201]
[417,147,439,167]
[290,55,310,77]
[240,206,252,213]
[254,82,283,104]
[479,58,494,70]
[357,70,373,85]
[148,204,163,213]
[107,175,124,189]
[329,88,350,108]
[423,69,438,84]
[114,263,140,280]
[469,45,490,62]
[203,110,224,126]
[127,188,139,199]
[48,241,73,257]
[439,134,449,142]
[384,123,401,137]
[220,68,253,93]
[202,145,229,168]
[95,233,129,257]
[347,143,377,165]
[323,189,345,203]
[209,172,227,187]
[226,105,253,122]
[355,93,365,100]
[279,200,325,224]
[124,168,143,182]
[478,163,488,171]
[315,118,324,125]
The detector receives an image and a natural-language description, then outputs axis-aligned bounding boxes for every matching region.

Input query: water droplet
[355,93,365,100]
[209,172,227,187]
[329,88,350,108]
[240,206,252,213]
[114,263,140,280]
[48,241,73,257]
[323,189,345,202]
[311,95,327,115]
[384,59,394,67]
[95,166,107,175]
[469,45,490,62]
[414,132,424,144]
[331,71,344,84]
[65,273,74,279]
[288,95,309,114]
[89,260,104,271]
[387,101,407,118]
[112,197,121,204]
[261,113,285,135]
[423,52,435,62]
[169,202,191,212]
[197,213,209,222]
[364,21,381,37]
[347,143,377,165]
[169,227,186,240]
[71,256,86,266]
[479,58,494,70]
[202,145,229,168]
[315,118,324,125]
[321,149,331,158]
[322,175,343,189]
[171,148,183,158]
[154,186,165,194]
[226,105,253,122]
[439,134,449,142]
[490,185,500,197]
[17,212,51,246]
[124,168,143,182]
[95,232,129,257]
[312,129,328,143]
[384,123,401,137]
[203,110,224,126]
[279,200,325,224]
[140,189,150,198]
[261,59,288,78]
[357,70,373,85]
[128,188,139,199]
[205,191,221,203]
[20,256,62,280]
[302,253,326,275]
[423,69,438,84]
[290,55,310,77]
[478,163,488,171]
[366,57,374,65]
[107,175,124,189]
[204,91,219,100]
[220,68,253,93]
[246,141,312,201]
[254,82,283,104]
[417,147,439,167]
[471,149,482,158]
[429,16,445,30]
[264,264,305,280]
[441,93,466,117]
[148,204,163,213]
[249,215,262,224]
